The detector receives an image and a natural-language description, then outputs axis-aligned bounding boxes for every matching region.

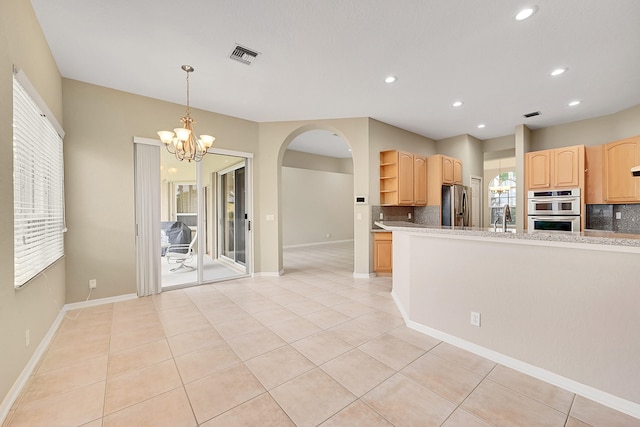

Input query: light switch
[266,214,275,221]
[356,213,362,220]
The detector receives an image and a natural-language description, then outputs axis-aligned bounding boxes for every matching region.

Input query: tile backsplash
[372,205,440,228]
[586,204,640,234]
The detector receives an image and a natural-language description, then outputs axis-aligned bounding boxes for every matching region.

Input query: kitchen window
[489,172,516,226]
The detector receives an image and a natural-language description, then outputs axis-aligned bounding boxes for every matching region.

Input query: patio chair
[165,232,197,271]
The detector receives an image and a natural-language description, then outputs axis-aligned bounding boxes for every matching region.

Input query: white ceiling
[30,0,640,158]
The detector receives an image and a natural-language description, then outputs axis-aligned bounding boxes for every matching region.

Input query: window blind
[13,73,65,288]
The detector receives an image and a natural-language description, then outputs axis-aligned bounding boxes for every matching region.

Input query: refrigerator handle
[462,191,468,226]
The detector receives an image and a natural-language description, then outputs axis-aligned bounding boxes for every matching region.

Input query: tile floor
[4,242,639,426]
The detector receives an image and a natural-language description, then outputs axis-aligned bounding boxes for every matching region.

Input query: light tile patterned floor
[4,242,639,426]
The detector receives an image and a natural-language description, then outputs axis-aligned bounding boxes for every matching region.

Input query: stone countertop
[374,221,640,248]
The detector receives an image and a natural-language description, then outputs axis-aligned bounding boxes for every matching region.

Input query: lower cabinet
[373,232,392,274]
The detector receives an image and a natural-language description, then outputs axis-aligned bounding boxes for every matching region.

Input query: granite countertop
[374,221,640,248]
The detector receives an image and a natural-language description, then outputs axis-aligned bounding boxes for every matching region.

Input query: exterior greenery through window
[489,171,516,226]
[176,184,197,227]
[13,73,65,288]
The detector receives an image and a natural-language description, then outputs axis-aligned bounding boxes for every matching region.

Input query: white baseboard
[283,239,353,249]
[391,291,640,420]
[353,272,375,279]
[0,293,138,425]
[0,309,65,424]
[64,293,137,311]
[253,271,283,277]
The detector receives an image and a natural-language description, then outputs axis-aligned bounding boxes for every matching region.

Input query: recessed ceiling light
[384,75,397,84]
[452,101,463,107]
[515,6,537,21]
[477,124,486,129]
[550,67,567,76]
[568,100,582,107]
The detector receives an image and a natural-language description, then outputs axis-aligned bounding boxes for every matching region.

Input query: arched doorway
[278,128,354,274]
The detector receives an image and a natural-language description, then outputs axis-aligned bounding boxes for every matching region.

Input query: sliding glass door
[219,164,246,267]
[159,150,251,289]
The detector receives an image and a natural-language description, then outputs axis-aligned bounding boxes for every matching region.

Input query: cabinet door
[398,151,414,205]
[373,234,392,273]
[553,146,580,188]
[604,137,640,202]
[413,156,427,205]
[585,145,604,204]
[526,150,551,189]
[453,159,463,184]
[442,156,454,184]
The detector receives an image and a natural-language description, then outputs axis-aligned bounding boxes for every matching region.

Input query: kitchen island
[375,221,640,418]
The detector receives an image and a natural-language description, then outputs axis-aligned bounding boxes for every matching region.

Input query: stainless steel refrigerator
[442,185,472,227]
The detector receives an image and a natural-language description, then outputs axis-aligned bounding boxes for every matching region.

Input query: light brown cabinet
[603,136,640,203]
[373,232,392,274]
[380,150,426,206]
[585,145,604,204]
[525,145,584,191]
[427,154,462,205]
[413,155,427,205]
[525,150,551,189]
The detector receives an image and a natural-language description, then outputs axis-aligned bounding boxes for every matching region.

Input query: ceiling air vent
[523,111,541,118]
[230,45,259,65]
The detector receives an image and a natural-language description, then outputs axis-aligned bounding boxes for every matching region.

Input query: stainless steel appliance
[442,185,472,227]
[527,188,581,232]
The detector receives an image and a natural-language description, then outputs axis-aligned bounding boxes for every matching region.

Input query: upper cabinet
[380,150,426,206]
[525,150,551,189]
[413,155,427,205]
[585,145,604,204]
[525,145,584,191]
[427,154,462,205]
[603,136,640,203]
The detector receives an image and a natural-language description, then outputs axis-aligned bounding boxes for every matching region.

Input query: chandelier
[489,159,512,194]
[157,65,215,162]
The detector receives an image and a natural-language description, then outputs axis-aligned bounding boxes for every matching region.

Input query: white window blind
[13,72,65,288]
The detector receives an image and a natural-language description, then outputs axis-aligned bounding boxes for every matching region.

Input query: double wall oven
[527,188,581,232]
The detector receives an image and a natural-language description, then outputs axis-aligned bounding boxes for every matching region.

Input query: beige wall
[368,119,437,206]
[257,118,370,275]
[483,134,515,154]
[436,134,484,186]
[530,104,640,151]
[0,0,67,404]
[62,79,259,303]
[282,167,354,247]
[283,149,353,174]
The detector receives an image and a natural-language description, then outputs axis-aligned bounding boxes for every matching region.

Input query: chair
[165,232,197,271]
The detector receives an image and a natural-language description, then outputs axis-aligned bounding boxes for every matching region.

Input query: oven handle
[529,216,580,220]
[529,197,580,203]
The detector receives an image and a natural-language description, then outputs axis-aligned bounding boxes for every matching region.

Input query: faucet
[502,204,512,232]
[494,204,512,232]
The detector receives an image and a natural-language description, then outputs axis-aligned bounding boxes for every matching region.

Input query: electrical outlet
[25,329,30,347]
[379,212,384,220]
[408,212,412,219]
[89,279,97,289]
[470,311,481,327]
[616,212,622,219]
